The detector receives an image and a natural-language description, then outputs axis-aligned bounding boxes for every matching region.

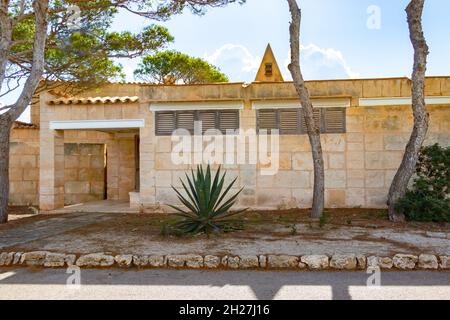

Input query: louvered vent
[176,111,195,132]
[258,110,277,131]
[324,108,346,133]
[279,109,299,134]
[219,111,239,133]
[156,112,175,135]
[199,111,217,133]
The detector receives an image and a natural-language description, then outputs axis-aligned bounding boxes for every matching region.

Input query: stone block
[365,171,385,188]
[393,254,418,270]
[76,253,115,267]
[328,153,345,169]
[365,134,384,151]
[346,188,365,207]
[20,251,49,266]
[292,152,313,171]
[267,255,299,269]
[44,253,76,268]
[347,152,364,169]
[325,170,346,189]
[115,255,133,268]
[418,254,438,270]
[330,255,357,270]
[326,189,346,208]
[301,255,329,270]
[347,170,365,188]
[322,135,346,152]
[239,256,259,269]
[384,135,409,151]
[204,255,221,268]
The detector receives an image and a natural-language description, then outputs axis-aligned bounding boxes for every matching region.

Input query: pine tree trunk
[388,0,429,221]
[287,0,325,219]
[0,119,12,224]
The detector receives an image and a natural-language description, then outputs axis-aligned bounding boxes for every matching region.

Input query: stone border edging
[1,251,449,271]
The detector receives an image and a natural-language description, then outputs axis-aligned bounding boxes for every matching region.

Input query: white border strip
[359,96,450,106]
[49,119,145,130]
[150,101,244,111]
[252,98,351,110]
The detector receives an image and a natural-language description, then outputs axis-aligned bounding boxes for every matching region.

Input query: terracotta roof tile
[47,96,139,105]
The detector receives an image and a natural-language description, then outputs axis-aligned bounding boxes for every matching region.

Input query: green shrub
[396,144,450,222]
[165,165,246,236]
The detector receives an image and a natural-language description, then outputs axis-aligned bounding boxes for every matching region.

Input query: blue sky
[113,0,450,82]
[3,0,450,122]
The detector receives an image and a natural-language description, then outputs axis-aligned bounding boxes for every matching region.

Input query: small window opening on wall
[265,63,273,76]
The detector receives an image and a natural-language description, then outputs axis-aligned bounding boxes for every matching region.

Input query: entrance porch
[39,119,145,212]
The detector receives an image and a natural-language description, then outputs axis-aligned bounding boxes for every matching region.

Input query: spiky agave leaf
[165,164,247,235]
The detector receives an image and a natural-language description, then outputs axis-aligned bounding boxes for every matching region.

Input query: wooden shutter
[198,110,217,134]
[176,111,195,133]
[257,109,278,132]
[279,109,299,134]
[219,111,239,132]
[323,108,346,133]
[155,112,175,136]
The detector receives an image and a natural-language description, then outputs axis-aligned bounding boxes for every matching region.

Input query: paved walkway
[0,268,449,300]
[49,200,138,214]
[0,213,114,249]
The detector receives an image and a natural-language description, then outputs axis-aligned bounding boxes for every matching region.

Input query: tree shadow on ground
[1,268,449,300]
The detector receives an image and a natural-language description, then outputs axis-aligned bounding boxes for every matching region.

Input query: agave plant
[167,165,246,235]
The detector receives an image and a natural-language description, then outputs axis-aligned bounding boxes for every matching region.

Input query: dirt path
[1,212,449,256]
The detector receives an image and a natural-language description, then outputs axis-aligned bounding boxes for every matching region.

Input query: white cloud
[204,44,261,82]
[283,43,360,80]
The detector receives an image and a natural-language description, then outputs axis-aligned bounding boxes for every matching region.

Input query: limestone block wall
[151,105,450,210]
[64,143,106,205]
[9,128,40,206]
[32,77,450,211]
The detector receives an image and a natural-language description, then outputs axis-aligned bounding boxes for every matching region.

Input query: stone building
[8,45,450,212]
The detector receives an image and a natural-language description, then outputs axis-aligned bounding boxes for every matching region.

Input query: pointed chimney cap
[254,44,284,82]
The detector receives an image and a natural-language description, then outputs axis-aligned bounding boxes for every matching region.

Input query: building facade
[8,47,450,212]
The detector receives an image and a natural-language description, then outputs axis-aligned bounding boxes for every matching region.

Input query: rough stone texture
[0,252,14,266]
[259,255,267,268]
[356,255,367,270]
[221,256,229,268]
[227,256,240,269]
[439,256,450,270]
[115,255,133,268]
[393,254,418,270]
[301,255,329,270]
[239,256,259,269]
[330,255,357,270]
[267,255,300,269]
[148,255,165,268]
[12,252,23,265]
[133,255,149,267]
[185,255,204,269]
[167,255,203,268]
[167,255,185,268]
[20,251,49,266]
[204,255,220,268]
[22,77,450,211]
[44,253,76,267]
[367,256,393,269]
[418,254,438,270]
[76,253,115,267]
